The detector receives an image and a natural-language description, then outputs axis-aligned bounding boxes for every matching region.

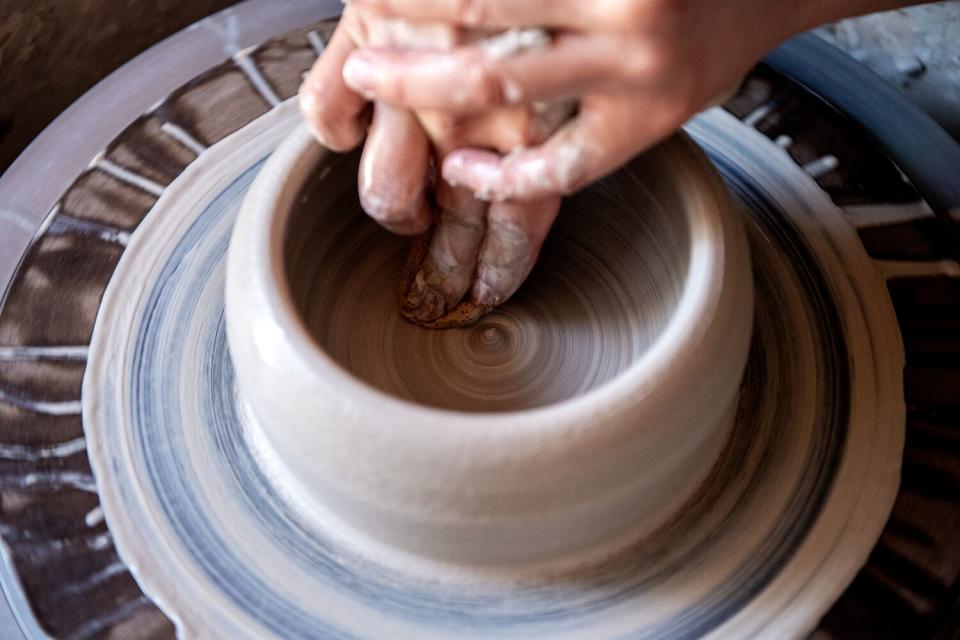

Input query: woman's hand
[303,0,914,325]
[340,0,908,201]
[300,6,573,326]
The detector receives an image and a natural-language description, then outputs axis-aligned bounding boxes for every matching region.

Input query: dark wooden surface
[0,21,332,639]
[0,0,238,175]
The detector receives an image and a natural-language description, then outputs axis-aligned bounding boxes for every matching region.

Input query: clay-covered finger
[299,9,370,151]
[358,103,432,235]
[401,181,488,325]
[442,94,681,201]
[470,196,561,310]
[343,32,617,113]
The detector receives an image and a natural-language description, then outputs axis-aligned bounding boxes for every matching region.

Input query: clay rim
[228,124,748,429]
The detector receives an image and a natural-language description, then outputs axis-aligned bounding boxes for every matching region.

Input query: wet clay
[284,149,690,412]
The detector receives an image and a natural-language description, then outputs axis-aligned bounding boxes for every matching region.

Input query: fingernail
[381,217,430,237]
[404,294,446,325]
[304,120,330,148]
[343,54,377,92]
[298,86,317,113]
[416,290,446,322]
[442,153,468,180]
[298,91,330,146]
[401,273,444,321]
[472,279,500,308]
[302,118,329,148]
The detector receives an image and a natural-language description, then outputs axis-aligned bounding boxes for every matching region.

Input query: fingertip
[386,219,433,237]
[441,150,505,201]
[471,278,500,309]
[298,85,367,152]
[401,272,448,324]
[374,217,433,237]
[298,18,370,151]
[360,191,432,236]
[389,218,433,237]
[299,91,338,149]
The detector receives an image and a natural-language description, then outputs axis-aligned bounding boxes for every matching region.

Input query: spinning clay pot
[225,124,753,570]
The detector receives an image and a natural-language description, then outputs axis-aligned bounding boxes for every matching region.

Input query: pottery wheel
[1,2,959,639]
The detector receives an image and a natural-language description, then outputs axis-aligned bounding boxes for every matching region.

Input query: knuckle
[359,184,420,225]
[315,116,363,152]
[463,62,506,109]
[299,94,361,152]
[617,43,661,86]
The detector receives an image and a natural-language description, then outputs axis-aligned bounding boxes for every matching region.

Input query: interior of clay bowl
[283,150,691,413]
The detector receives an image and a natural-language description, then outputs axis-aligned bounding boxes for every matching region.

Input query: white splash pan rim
[229,123,748,430]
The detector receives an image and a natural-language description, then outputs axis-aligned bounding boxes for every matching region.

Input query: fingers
[471,196,561,309]
[299,12,370,151]
[358,103,432,235]
[442,94,681,201]
[349,0,601,29]
[417,99,577,156]
[343,32,618,113]
[401,193,562,329]
[401,181,488,325]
